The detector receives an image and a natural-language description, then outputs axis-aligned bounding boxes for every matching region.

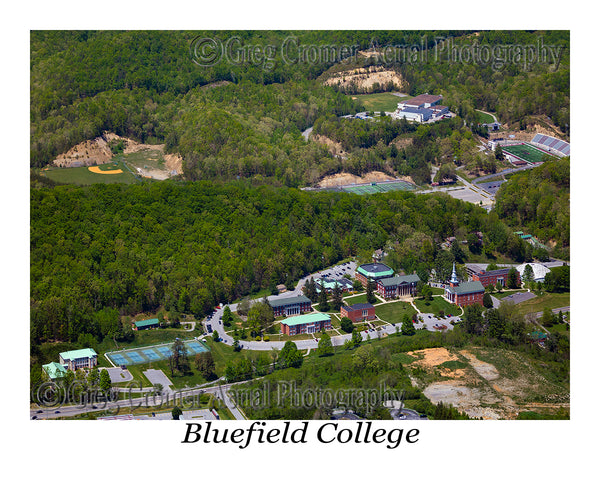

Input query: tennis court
[106,340,209,366]
[502,143,556,164]
[342,181,416,195]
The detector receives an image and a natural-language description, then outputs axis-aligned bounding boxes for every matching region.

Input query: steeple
[450,262,459,286]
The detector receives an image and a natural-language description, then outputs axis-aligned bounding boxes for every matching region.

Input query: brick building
[270,295,312,317]
[355,263,395,287]
[280,312,332,336]
[340,303,376,323]
[470,268,519,288]
[444,263,484,307]
[377,274,420,299]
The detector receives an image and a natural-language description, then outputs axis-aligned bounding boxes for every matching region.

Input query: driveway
[101,367,133,384]
[143,369,174,393]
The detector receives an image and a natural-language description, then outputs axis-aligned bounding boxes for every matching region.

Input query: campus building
[377,273,420,299]
[444,264,485,307]
[393,94,450,123]
[340,303,376,323]
[42,362,67,380]
[280,312,332,336]
[470,268,519,288]
[270,295,312,317]
[516,262,551,283]
[355,263,395,287]
[59,348,98,370]
[134,318,160,330]
[315,277,354,294]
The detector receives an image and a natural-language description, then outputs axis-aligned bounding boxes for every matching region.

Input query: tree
[222,305,233,327]
[278,341,303,369]
[451,240,467,264]
[507,267,520,289]
[522,264,535,285]
[237,297,251,317]
[421,284,433,302]
[340,316,354,333]
[401,314,416,336]
[463,304,484,335]
[212,330,220,342]
[483,292,493,309]
[318,285,330,312]
[195,351,216,379]
[99,369,111,392]
[316,332,333,357]
[172,406,182,420]
[486,308,506,339]
[351,329,362,348]
[304,277,318,302]
[366,280,377,304]
[541,307,553,327]
[331,283,343,311]
[171,338,189,373]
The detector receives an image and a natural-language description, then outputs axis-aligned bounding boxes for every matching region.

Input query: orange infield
[88,166,124,174]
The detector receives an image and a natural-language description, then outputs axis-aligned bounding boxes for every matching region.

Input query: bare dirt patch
[322,66,404,92]
[53,136,113,167]
[311,134,348,158]
[459,350,500,381]
[317,170,398,188]
[406,347,459,368]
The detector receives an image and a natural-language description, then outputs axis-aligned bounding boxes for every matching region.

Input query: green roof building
[280,312,332,336]
[134,318,160,330]
[42,362,67,380]
[59,348,98,370]
[355,263,395,287]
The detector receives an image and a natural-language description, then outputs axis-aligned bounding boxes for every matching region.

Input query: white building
[516,263,551,283]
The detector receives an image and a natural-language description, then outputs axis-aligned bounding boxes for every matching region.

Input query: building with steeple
[444,263,485,307]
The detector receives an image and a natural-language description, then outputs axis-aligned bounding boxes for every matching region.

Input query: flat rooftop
[356,263,395,278]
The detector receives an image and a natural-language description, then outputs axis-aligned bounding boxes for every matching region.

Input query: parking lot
[101,367,133,383]
[315,260,357,282]
[416,313,461,332]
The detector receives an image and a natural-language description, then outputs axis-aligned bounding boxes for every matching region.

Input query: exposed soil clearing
[318,171,413,188]
[322,66,404,91]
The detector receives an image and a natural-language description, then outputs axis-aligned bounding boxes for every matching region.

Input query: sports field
[502,143,556,164]
[106,340,209,366]
[40,160,139,185]
[342,180,416,195]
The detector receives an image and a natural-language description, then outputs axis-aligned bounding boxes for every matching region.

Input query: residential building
[270,295,313,317]
[280,312,332,336]
[59,348,98,370]
[340,303,376,323]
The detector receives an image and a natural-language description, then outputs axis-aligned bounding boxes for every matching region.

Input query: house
[280,312,331,336]
[134,318,160,331]
[340,303,376,323]
[270,295,313,317]
[470,268,519,288]
[376,274,420,299]
[276,284,287,293]
[59,348,98,370]
[42,362,67,380]
[444,263,484,306]
[372,249,384,263]
[355,263,395,287]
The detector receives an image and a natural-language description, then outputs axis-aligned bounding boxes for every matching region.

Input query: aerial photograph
[29,30,572,426]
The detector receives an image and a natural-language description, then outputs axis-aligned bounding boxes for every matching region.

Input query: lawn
[493,289,527,300]
[514,292,570,317]
[350,92,409,113]
[345,293,380,306]
[476,110,496,124]
[374,301,417,324]
[414,296,461,316]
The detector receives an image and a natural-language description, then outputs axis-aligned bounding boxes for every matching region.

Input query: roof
[356,263,394,279]
[446,281,485,295]
[516,263,551,281]
[317,278,353,290]
[343,303,374,311]
[475,268,512,278]
[43,362,67,379]
[403,94,442,105]
[135,318,159,327]
[399,106,431,115]
[280,312,331,327]
[378,274,420,287]
[269,295,312,308]
[59,348,98,361]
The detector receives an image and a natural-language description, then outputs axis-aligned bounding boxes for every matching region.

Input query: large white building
[393,94,450,123]
[516,263,551,283]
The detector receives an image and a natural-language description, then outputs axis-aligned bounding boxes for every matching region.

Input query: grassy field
[374,301,417,324]
[514,292,570,316]
[40,160,139,185]
[344,293,380,306]
[350,92,408,113]
[476,110,495,124]
[414,296,461,316]
[502,143,557,164]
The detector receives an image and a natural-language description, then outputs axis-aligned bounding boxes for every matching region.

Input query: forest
[31,30,569,186]
[494,157,570,259]
[31,180,533,349]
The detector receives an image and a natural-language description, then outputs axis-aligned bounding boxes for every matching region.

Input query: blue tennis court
[106,340,210,366]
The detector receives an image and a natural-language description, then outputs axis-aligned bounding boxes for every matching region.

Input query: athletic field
[342,180,416,195]
[502,143,557,164]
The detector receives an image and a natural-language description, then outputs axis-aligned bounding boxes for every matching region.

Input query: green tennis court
[342,181,416,195]
[106,340,209,366]
[502,143,556,164]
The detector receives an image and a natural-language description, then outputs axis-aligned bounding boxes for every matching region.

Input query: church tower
[449,262,459,287]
